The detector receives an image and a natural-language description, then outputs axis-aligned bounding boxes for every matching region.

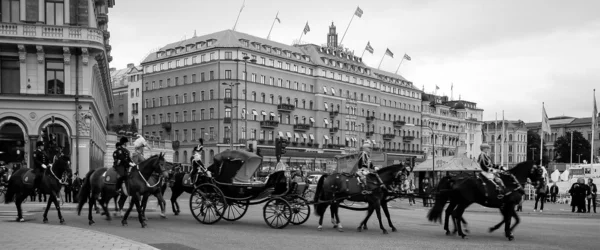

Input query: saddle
[477,172,506,200]
[22,169,36,186]
[102,168,120,185]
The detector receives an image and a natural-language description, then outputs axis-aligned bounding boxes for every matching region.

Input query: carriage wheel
[289,197,311,225]
[222,200,249,222]
[189,184,226,225]
[303,189,315,200]
[263,198,292,229]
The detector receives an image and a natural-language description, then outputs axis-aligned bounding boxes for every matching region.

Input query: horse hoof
[508,236,514,241]
[461,235,468,239]
[383,230,389,235]
[160,213,166,218]
[392,227,397,232]
[17,218,25,222]
[363,226,368,230]
[141,223,147,228]
[357,227,362,232]
[337,228,344,232]
[465,229,470,234]
[333,225,337,229]
[43,218,48,224]
[60,218,65,225]
[174,212,180,216]
[446,231,452,236]
[489,227,495,233]
[121,220,127,226]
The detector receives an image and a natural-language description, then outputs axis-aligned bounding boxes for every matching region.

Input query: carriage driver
[190,138,210,181]
[33,141,50,191]
[132,133,151,164]
[356,142,376,187]
[114,137,136,196]
[477,143,506,192]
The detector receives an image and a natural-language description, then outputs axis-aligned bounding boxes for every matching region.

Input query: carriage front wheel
[189,184,226,225]
[222,199,249,222]
[263,198,292,229]
[289,196,311,225]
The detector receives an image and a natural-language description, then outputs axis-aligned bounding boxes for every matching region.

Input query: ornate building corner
[78,112,93,137]
[82,48,89,66]
[63,47,71,65]
[36,46,44,64]
[17,45,26,63]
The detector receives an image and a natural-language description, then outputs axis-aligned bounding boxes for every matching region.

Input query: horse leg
[140,194,149,221]
[15,194,25,222]
[461,216,470,234]
[171,188,182,215]
[330,203,338,229]
[317,203,329,231]
[445,201,457,235]
[509,207,520,233]
[155,191,167,218]
[99,195,112,221]
[118,194,128,216]
[489,209,505,233]
[504,206,515,241]
[132,193,147,228]
[380,199,397,232]
[453,204,468,239]
[358,205,374,232]
[87,193,96,225]
[50,193,65,224]
[332,203,343,232]
[374,201,388,234]
[42,192,53,224]
[121,195,135,227]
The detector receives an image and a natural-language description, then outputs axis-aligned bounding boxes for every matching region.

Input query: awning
[324,103,329,109]
[278,131,284,137]
[353,137,357,142]
[303,134,308,139]
[345,137,350,141]
[286,132,292,138]
[252,110,258,115]
[322,86,328,93]
[310,117,315,123]
[331,87,335,95]
[324,135,330,140]
[324,119,329,125]
[295,133,300,138]
[261,111,267,116]
[270,112,276,117]
[309,134,315,140]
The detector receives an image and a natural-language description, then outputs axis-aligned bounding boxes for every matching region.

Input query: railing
[366,116,376,122]
[224,97,233,104]
[403,136,415,142]
[329,111,339,118]
[293,124,310,131]
[0,23,104,45]
[329,127,339,133]
[393,121,406,127]
[223,138,230,144]
[383,134,395,140]
[466,117,478,122]
[172,140,180,150]
[277,103,295,112]
[366,131,374,137]
[238,139,247,144]
[161,122,172,131]
[132,110,138,114]
[260,120,279,128]
[224,117,232,124]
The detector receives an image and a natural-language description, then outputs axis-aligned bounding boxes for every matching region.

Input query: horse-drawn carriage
[189,150,311,229]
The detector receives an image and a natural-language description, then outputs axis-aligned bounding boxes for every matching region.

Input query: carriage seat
[231,180,266,187]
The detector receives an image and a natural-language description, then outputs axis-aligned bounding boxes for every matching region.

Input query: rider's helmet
[480,143,491,150]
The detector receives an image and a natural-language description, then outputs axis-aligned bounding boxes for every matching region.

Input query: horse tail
[76,169,94,215]
[313,174,328,217]
[427,177,452,223]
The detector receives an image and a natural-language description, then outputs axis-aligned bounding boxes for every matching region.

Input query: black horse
[5,155,72,223]
[313,164,409,234]
[427,161,544,240]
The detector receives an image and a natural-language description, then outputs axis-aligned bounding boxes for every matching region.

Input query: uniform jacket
[357,151,375,170]
[33,149,49,170]
[477,153,495,172]
[134,136,148,150]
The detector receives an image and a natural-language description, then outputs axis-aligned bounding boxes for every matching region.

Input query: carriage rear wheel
[289,196,311,225]
[189,184,226,225]
[263,198,292,229]
[222,199,249,222]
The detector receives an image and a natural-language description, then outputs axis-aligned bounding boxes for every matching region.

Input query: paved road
[2,191,597,250]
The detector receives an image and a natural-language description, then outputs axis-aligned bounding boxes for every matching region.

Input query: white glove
[42,164,47,169]
[206,171,212,178]
[129,162,136,167]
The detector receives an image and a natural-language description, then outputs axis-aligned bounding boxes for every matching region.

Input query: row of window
[483,133,527,142]
[0,57,65,95]
[1,0,65,25]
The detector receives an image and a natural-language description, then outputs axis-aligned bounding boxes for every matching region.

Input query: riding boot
[494,178,506,199]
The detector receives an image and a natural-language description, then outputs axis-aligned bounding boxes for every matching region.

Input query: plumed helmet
[480,143,491,150]
[192,138,204,153]
[362,142,372,149]
[119,136,129,144]
[36,141,44,147]
[115,142,122,148]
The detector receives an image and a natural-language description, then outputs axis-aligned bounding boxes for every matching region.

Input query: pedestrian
[550,183,559,203]
[578,179,589,213]
[407,179,416,206]
[516,193,525,212]
[534,182,549,212]
[422,179,431,207]
[586,178,597,213]
[64,174,72,203]
[569,181,581,213]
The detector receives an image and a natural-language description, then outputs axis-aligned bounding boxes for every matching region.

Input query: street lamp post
[577,154,582,163]
[222,82,240,151]
[407,123,435,185]
[530,147,535,161]
[234,56,257,148]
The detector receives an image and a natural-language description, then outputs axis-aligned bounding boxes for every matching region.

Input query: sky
[108,0,600,122]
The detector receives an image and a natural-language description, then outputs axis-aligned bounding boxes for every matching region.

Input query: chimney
[127,63,134,68]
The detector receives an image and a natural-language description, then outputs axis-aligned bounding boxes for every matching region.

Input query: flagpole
[495,113,498,165]
[540,103,544,166]
[339,10,356,47]
[232,0,245,31]
[377,53,386,69]
[502,111,505,168]
[394,55,406,74]
[592,89,596,168]
[570,131,573,168]
[361,48,366,58]
[266,12,278,40]
[298,29,305,45]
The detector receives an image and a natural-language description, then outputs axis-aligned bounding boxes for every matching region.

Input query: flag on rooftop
[365,42,374,54]
[403,53,411,61]
[385,48,394,58]
[355,6,364,18]
[303,22,310,34]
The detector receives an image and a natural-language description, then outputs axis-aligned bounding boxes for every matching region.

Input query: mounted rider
[477,143,506,194]
[190,138,210,182]
[113,137,135,196]
[132,133,151,165]
[33,141,49,191]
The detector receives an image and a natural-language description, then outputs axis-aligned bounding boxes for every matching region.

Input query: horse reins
[134,165,163,188]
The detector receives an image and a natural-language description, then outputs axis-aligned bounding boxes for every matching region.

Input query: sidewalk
[0,222,159,250]
[387,199,600,218]
[0,200,158,212]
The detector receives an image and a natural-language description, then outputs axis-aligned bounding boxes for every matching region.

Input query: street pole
[570,132,573,168]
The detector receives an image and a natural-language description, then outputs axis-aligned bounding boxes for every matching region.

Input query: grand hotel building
[141,23,424,170]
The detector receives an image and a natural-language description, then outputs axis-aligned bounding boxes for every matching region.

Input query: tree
[554,131,591,163]
[130,118,138,134]
[526,130,549,166]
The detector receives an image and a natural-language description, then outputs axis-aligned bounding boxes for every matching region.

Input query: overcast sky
[108,0,600,122]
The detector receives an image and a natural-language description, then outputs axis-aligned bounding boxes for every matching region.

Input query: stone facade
[103,132,174,168]
[483,120,528,168]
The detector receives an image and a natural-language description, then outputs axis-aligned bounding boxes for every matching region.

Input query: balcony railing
[223,97,233,104]
[224,117,232,124]
[277,103,295,112]
[223,138,231,144]
[260,120,279,128]
[172,140,180,150]
[393,121,406,128]
[366,131,374,137]
[329,111,339,118]
[161,122,172,131]
[403,136,415,142]
[0,23,104,45]
[293,123,310,131]
[329,127,339,133]
[132,110,138,114]
[383,134,395,140]
[366,116,376,122]
[466,117,478,122]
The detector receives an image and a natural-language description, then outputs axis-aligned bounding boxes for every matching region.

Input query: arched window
[209,150,215,164]
[174,151,179,162]
[183,150,188,163]
[509,134,513,141]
